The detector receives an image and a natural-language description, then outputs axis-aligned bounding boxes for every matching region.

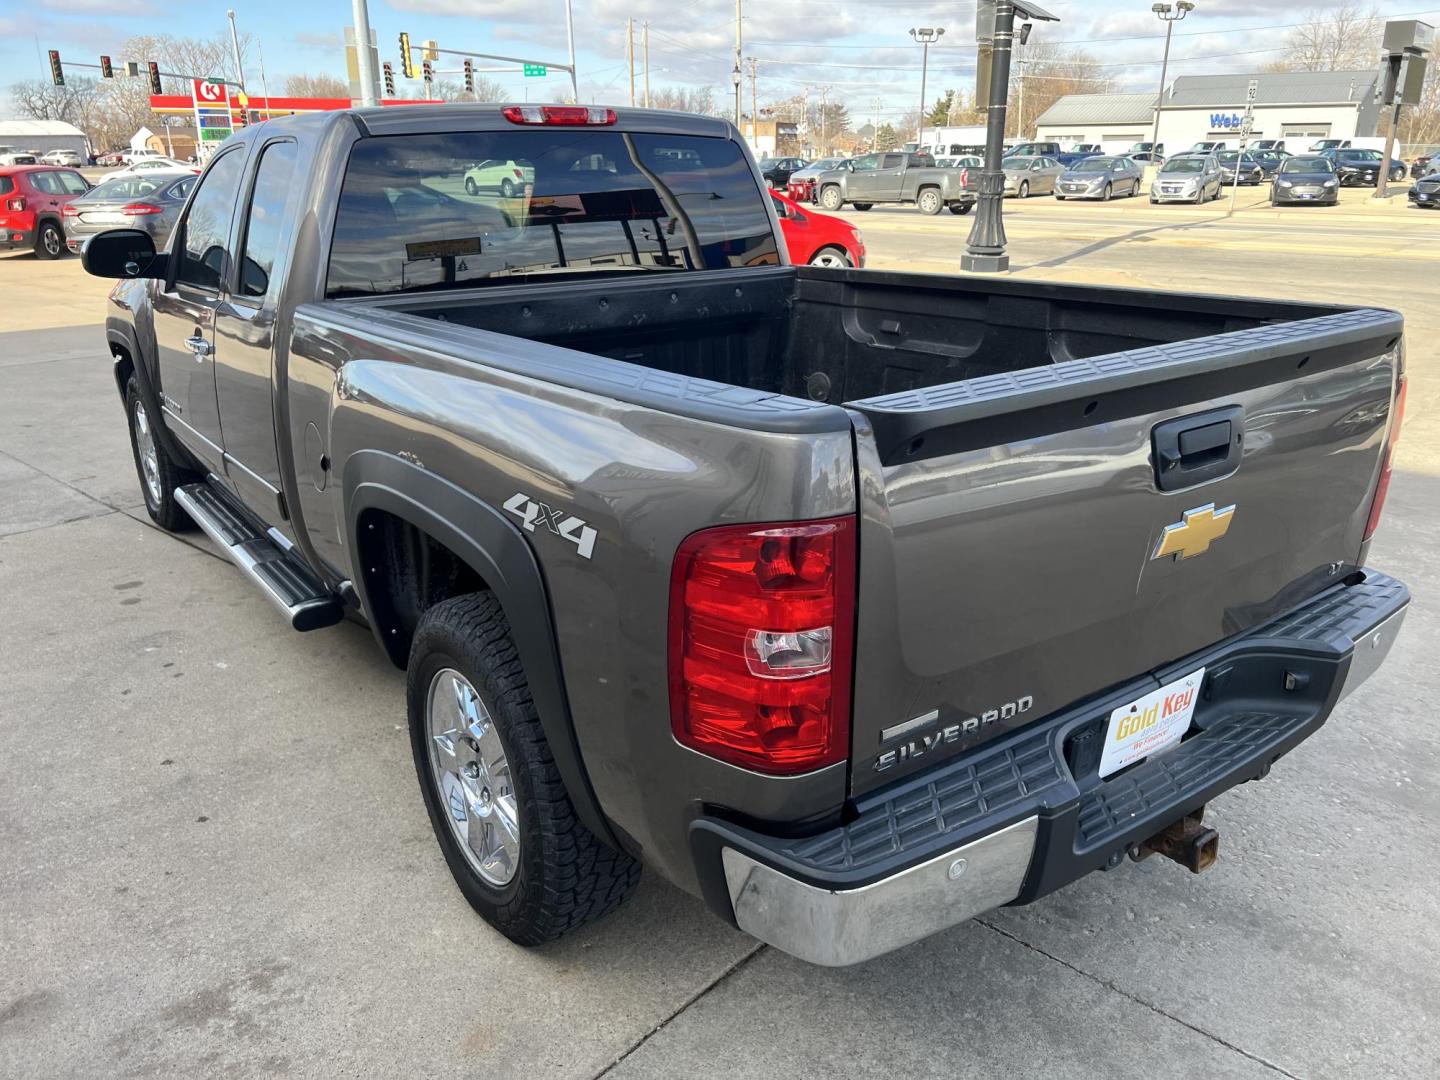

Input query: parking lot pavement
[2,202,1438,1079]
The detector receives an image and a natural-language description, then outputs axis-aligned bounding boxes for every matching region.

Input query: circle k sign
[192,78,229,106]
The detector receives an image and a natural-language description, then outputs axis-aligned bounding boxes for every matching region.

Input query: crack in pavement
[977,919,1306,1079]
[592,943,768,1078]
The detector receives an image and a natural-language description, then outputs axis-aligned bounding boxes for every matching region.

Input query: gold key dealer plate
[1098,668,1205,779]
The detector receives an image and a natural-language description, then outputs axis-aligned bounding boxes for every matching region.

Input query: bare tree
[1276,4,1382,72]
[1011,43,1115,137]
[8,78,104,128]
[424,78,507,103]
[284,74,350,99]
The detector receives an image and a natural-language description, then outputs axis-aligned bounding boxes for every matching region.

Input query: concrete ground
[1,191,1437,1079]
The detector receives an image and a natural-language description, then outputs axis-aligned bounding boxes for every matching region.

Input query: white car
[0,145,39,166]
[100,157,196,183]
[462,159,534,198]
[41,149,85,167]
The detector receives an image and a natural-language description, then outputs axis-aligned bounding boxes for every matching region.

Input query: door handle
[184,335,213,359]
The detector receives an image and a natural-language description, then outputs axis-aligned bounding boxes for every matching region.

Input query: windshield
[1337,150,1382,162]
[328,130,778,298]
[1070,157,1123,172]
[1281,156,1333,173]
[1162,158,1206,173]
[84,176,179,200]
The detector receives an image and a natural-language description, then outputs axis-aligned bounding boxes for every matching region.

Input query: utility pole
[348,0,379,107]
[909,27,944,151]
[819,85,829,154]
[749,58,758,135]
[226,9,246,92]
[872,97,882,150]
[733,0,743,127]
[643,22,651,108]
[627,18,635,106]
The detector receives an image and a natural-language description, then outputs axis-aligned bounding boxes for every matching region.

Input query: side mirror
[846,161,855,172]
[81,229,164,280]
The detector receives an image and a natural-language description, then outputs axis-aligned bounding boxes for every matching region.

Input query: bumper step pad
[175,482,343,632]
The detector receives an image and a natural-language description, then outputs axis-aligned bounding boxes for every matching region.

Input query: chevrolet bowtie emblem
[1152,503,1236,561]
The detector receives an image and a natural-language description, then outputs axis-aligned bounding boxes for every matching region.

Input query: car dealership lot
[1,198,1438,1079]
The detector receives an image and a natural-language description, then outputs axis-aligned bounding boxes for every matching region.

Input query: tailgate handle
[1153,406,1244,492]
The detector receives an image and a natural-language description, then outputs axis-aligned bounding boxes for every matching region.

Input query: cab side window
[175,150,245,291]
[881,154,904,169]
[236,141,299,299]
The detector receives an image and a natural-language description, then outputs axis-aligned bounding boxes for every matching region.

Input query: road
[1,192,1437,1079]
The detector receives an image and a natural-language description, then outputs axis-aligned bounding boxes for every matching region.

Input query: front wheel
[917,188,942,215]
[1101,183,1112,202]
[125,377,197,532]
[809,245,853,268]
[1018,181,1030,199]
[819,186,843,211]
[34,220,63,259]
[464,176,479,195]
[408,593,641,946]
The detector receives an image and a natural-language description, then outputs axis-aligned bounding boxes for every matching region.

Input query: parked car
[1215,150,1265,186]
[1003,141,1062,158]
[1189,140,1227,153]
[1065,143,1103,156]
[1325,149,1404,187]
[1270,154,1341,206]
[462,158,533,198]
[0,164,91,257]
[40,149,85,167]
[78,102,1409,968]
[758,156,808,188]
[1310,138,1350,152]
[62,171,197,254]
[930,143,985,166]
[998,155,1065,198]
[1408,170,1439,208]
[95,150,127,167]
[786,158,848,203]
[1128,141,1165,157]
[1054,155,1144,200]
[817,151,972,214]
[0,145,40,166]
[1251,139,1287,152]
[1149,154,1224,203]
[770,190,864,267]
[1129,151,1165,165]
[120,148,162,164]
[1409,152,1437,179]
[100,156,197,183]
[1251,149,1291,178]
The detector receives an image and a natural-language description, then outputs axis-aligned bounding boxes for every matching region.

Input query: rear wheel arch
[342,449,620,850]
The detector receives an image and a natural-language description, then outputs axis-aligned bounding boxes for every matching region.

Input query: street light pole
[564,0,578,102]
[734,0,744,127]
[226,9,246,92]
[909,27,944,151]
[1146,3,1195,165]
[962,3,1017,272]
[348,0,379,107]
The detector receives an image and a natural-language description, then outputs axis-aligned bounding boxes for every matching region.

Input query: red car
[770,190,865,268]
[0,165,92,259]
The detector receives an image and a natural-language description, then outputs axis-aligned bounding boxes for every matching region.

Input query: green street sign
[523,63,546,77]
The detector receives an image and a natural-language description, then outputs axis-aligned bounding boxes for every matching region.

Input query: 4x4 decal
[503,492,598,560]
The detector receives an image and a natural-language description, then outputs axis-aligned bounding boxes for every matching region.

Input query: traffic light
[399,32,414,79]
[422,59,433,86]
[147,61,162,96]
[383,62,395,97]
[99,54,113,79]
[48,50,64,87]
[463,58,474,95]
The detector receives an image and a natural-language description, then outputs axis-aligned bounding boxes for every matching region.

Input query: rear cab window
[327,130,778,297]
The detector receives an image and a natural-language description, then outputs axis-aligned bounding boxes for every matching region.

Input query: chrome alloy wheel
[809,248,851,268]
[132,399,162,506]
[427,668,520,886]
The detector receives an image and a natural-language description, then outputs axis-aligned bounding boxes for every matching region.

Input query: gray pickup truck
[815,150,975,215]
[81,104,1408,966]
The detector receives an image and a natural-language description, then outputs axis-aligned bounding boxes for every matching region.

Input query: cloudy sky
[4,0,1437,121]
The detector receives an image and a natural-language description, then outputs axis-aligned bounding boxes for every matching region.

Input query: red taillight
[959,168,969,188]
[502,105,617,126]
[6,196,25,212]
[669,517,855,775]
[62,204,80,217]
[1364,374,1407,541]
[512,167,523,178]
[120,203,163,215]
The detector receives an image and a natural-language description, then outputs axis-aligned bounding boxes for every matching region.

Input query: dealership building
[1035,70,1383,150]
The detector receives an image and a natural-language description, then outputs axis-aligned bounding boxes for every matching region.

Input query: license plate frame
[1098,667,1205,779]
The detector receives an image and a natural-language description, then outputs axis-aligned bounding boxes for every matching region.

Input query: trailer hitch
[1129,810,1219,874]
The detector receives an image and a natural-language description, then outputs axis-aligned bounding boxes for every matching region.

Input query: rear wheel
[500,178,516,199]
[464,176,479,195]
[819,186,843,211]
[948,202,971,215]
[34,221,63,259]
[125,376,197,532]
[809,245,853,268]
[408,593,641,946]
[1018,181,1030,199]
[917,188,942,215]
[851,202,873,211]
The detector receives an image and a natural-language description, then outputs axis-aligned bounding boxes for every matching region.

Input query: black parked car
[757,156,808,188]
[1270,154,1340,206]
[1326,149,1406,186]
[1215,150,1265,185]
[1411,152,1438,179]
[1251,149,1291,178]
[1409,171,1439,209]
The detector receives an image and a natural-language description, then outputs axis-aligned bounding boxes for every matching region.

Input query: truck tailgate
[844,307,1401,795]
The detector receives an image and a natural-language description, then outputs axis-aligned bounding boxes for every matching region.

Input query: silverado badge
[1152,502,1236,561]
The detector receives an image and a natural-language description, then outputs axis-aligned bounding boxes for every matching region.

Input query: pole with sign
[192,78,233,161]
[1228,79,1257,217]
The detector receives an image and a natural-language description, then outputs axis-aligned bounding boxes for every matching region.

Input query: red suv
[0,165,91,259]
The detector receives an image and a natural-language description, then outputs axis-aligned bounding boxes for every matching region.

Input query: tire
[809,245,853,268]
[819,186,843,211]
[1100,183,1112,202]
[124,376,197,532]
[1054,194,1065,201]
[34,220,63,260]
[464,176,479,195]
[947,202,972,215]
[851,202,873,211]
[1149,196,1158,204]
[408,593,641,946]
[916,188,942,215]
[500,178,516,199]
[1018,181,1030,199]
